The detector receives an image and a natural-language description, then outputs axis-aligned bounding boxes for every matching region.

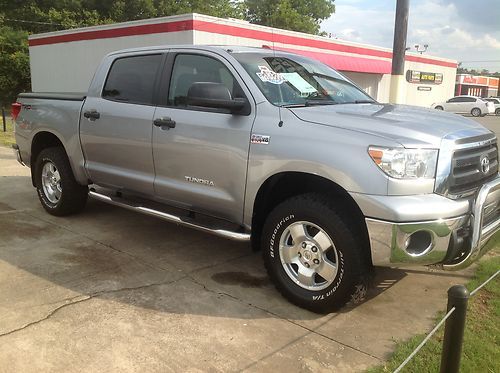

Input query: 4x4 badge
[251,134,270,145]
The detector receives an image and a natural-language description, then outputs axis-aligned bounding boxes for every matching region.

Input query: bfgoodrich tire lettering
[262,193,369,313]
[34,147,88,216]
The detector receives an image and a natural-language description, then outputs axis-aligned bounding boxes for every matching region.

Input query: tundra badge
[185,176,215,187]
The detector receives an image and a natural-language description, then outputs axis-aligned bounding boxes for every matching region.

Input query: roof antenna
[271,16,283,125]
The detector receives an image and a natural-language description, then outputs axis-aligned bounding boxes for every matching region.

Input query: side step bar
[88,191,251,242]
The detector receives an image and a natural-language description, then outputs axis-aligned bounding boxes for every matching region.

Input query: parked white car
[484,97,500,115]
[431,95,495,117]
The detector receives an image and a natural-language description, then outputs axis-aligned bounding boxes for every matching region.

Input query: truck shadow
[0,175,467,325]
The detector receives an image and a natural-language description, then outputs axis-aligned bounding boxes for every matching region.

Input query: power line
[2,18,65,26]
[460,60,500,63]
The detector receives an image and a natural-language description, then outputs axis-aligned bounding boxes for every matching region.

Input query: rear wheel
[495,108,500,115]
[261,193,369,313]
[471,107,481,117]
[35,147,88,216]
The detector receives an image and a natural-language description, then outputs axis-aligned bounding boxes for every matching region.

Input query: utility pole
[389,0,409,104]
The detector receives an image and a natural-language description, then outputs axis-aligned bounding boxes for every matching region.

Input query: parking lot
[0,115,497,372]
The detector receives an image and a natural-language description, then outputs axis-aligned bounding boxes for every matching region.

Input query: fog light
[405,231,433,256]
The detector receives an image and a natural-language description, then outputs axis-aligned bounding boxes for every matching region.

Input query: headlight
[368,146,438,179]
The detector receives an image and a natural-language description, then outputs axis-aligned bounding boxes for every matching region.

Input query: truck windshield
[232,52,375,107]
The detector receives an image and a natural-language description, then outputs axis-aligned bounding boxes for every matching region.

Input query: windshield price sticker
[256,66,287,84]
[281,73,317,95]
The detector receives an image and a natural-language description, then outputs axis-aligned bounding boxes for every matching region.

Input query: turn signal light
[368,149,383,165]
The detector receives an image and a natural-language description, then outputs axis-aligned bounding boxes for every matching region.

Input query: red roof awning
[265,46,392,74]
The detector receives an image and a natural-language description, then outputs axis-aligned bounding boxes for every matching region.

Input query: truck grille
[449,142,498,195]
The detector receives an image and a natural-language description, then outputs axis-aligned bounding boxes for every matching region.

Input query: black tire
[435,106,444,110]
[496,108,500,115]
[471,107,481,117]
[34,147,88,216]
[261,193,370,313]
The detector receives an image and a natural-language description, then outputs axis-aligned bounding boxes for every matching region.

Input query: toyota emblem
[480,155,490,174]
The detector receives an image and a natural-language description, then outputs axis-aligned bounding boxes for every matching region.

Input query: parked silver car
[485,97,500,115]
[432,95,495,117]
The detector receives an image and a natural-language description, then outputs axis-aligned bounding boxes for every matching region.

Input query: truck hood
[289,103,492,148]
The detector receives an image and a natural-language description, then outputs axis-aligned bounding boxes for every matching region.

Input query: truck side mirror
[187,82,248,114]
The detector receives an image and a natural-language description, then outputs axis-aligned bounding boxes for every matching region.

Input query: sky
[321,0,500,72]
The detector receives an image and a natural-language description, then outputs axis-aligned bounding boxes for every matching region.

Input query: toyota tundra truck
[12,45,500,313]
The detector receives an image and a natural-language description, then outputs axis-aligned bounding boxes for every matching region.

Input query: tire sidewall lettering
[269,214,294,258]
[37,157,60,210]
[267,213,347,301]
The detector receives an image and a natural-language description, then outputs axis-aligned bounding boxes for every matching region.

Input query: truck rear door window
[102,54,162,105]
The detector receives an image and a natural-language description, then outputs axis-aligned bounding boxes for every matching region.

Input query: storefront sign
[462,75,488,85]
[406,70,443,85]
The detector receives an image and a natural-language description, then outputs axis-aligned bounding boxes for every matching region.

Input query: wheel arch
[30,131,67,187]
[250,171,372,264]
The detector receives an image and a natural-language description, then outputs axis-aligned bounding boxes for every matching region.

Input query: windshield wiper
[339,99,376,104]
[305,99,338,106]
[280,99,337,108]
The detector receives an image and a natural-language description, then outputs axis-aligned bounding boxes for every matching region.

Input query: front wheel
[471,108,482,117]
[261,194,369,313]
[435,106,444,110]
[495,108,500,115]
[35,147,88,216]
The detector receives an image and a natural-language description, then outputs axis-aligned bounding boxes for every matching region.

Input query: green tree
[0,26,30,105]
[244,0,335,35]
[0,0,335,102]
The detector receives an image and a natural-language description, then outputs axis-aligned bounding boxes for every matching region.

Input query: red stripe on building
[28,18,457,68]
[267,45,392,74]
[28,20,194,46]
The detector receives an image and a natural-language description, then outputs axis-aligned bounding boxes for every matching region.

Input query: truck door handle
[153,117,176,129]
[83,110,100,120]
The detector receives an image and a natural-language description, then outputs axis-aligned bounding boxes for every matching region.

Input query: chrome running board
[88,191,251,242]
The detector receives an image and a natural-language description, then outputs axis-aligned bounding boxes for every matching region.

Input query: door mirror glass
[187,82,247,114]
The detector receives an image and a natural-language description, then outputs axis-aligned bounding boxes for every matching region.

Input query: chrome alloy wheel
[41,161,62,204]
[279,221,339,291]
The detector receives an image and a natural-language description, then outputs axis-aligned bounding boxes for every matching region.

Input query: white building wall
[403,61,456,107]
[30,30,193,92]
[377,74,392,103]
[27,12,457,107]
[341,72,381,99]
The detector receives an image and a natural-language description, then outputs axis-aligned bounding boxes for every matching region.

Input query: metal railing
[394,269,500,373]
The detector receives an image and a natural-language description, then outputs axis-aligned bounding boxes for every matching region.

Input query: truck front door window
[168,54,244,109]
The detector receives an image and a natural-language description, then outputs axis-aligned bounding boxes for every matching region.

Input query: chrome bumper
[443,176,500,270]
[366,176,500,269]
[12,144,25,166]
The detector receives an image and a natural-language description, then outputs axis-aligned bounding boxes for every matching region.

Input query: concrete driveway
[0,127,487,372]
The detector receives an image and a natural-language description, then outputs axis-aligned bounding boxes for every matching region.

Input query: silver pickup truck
[13,45,499,313]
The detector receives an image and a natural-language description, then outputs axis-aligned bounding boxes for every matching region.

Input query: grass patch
[0,116,15,148]
[368,250,500,373]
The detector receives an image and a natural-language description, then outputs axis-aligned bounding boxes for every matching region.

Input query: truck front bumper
[364,176,500,270]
